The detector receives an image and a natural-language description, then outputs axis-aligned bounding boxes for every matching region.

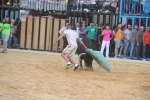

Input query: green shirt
[1,22,12,34]
[85,26,97,40]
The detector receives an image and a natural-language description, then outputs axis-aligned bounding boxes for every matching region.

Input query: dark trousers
[136,43,143,59]
[143,44,150,59]
[63,37,68,49]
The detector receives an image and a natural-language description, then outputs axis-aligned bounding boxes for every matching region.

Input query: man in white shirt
[123,24,132,59]
[54,24,87,71]
[59,23,69,49]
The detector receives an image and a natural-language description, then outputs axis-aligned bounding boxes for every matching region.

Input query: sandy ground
[0,49,150,100]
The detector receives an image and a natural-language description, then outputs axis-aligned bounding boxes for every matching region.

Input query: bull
[76,37,94,70]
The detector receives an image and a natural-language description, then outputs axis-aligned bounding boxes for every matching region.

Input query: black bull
[76,37,94,70]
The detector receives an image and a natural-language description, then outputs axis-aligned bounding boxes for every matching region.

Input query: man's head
[134,24,138,30]
[11,19,15,25]
[66,24,72,29]
[5,16,10,22]
[2,18,5,22]
[66,23,69,26]
[76,22,80,27]
[90,22,94,26]
[105,24,110,30]
[147,26,150,32]
[82,21,86,26]
[118,23,122,28]
[139,26,144,31]
[127,24,131,29]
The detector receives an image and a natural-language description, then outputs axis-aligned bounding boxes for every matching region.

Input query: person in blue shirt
[78,21,86,39]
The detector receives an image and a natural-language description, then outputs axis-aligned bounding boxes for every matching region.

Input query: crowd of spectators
[0,0,119,13]
[1,0,149,14]
[59,21,150,60]
[0,17,20,49]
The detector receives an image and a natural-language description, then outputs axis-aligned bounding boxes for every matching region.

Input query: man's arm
[77,38,87,49]
[143,33,145,46]
[53,34,66,46]
[136,32,139,46]
[59,27,65,34]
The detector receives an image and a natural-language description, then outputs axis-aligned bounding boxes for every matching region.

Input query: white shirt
[64,29,78,46]
[125,29,132,42]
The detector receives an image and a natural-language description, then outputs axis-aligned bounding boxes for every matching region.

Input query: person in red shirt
[142,26,150,61]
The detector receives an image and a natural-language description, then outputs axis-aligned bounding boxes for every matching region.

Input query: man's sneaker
[65,64,73,69]
[74,65,81,71]
[143,59,146,61]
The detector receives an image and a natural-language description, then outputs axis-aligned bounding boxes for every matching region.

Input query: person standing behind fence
[8,19,17,48]
[130,24,138,59]
[136,26,144,60]
[113,23,122,58]
[100,24,113,58]
[142,26,150,61]
[123,24,132,59]
[1,16,12,53]
[59,23,69,49]
[0,21,3,47]
[78,21,86,39]
[84,22,97,43]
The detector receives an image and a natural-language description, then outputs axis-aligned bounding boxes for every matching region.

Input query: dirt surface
[0,50,150,100]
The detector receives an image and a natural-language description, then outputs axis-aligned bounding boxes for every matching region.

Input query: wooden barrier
[20,20,26,48]
[52,18,59,51]
[39,17,46,50]
[19,16,67,51]
[26,16,33,49]
[32,17,39,49]
[45,18,52,51]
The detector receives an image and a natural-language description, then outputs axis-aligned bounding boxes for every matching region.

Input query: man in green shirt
[1,16,12,53]
[84,22,97,42]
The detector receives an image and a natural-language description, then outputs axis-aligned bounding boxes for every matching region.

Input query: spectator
[0,19,4,47]
[88,0,96,11]
[123,24,132,59]
[78,21,86,39]
[130,24,138,59]
[113,23,122,58]
[1,16,12,53]
[103,0,111,12]
[77,0,83,11]
[84,22,97,42]
[59,23,69,49]
[74,22,80,33]
[100,24,113,57]
[136,26,144,60]
[97,23,104,45]
[142,26,150,61]
[72,0,77,11]
[119,25,125,56]
[8,19,17,48]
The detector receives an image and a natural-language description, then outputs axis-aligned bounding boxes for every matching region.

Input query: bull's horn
[78,53,86,61]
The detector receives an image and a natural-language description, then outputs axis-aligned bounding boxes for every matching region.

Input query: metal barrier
[118,0,150,29]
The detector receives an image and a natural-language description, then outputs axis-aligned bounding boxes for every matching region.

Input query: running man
[53,24,87,71]
[1,16,12,53]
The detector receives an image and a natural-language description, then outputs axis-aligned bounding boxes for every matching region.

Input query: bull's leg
[90,66,93,71]
[79,58,83,68]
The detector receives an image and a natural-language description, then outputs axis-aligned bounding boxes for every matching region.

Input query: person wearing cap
[59,23,69,49]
